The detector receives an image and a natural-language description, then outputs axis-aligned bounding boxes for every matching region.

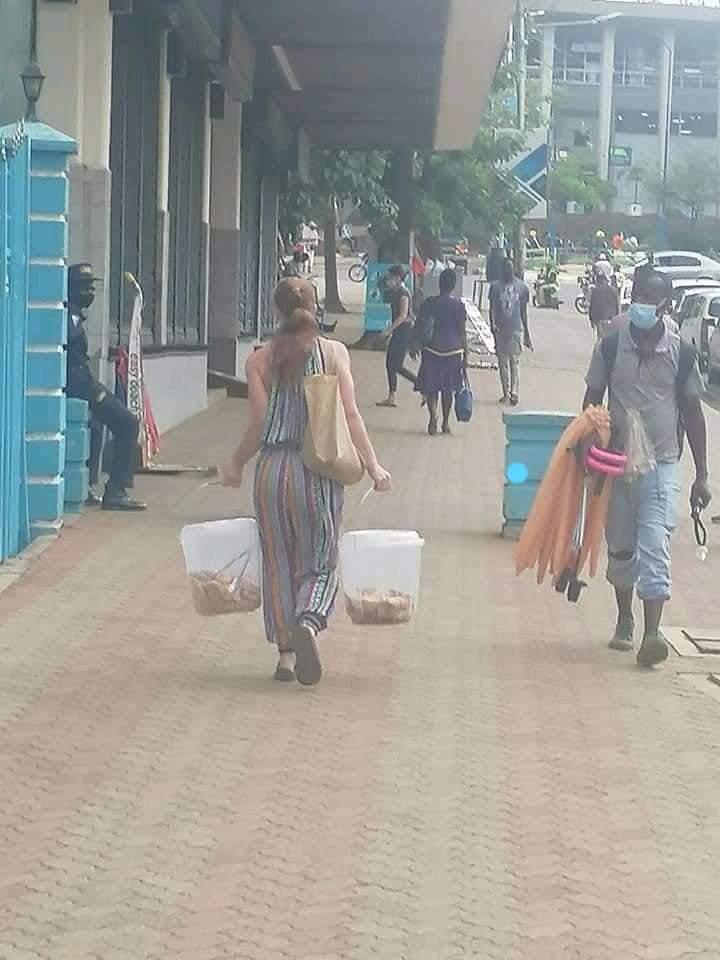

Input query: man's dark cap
[68,263,101,284]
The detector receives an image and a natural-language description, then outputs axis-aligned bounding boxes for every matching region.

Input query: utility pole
[30,0,38,60]
[659,39,674,232]
[513,0,527,276]
[515,0,526,132]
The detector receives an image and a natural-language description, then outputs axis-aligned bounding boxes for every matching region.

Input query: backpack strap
[600,330,620,391]
[601,327,696,398]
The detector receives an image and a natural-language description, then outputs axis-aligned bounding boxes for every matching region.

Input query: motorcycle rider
[593,251,614,285]
[589,270,619,340]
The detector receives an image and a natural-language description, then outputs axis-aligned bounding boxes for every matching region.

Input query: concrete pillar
[199,82,211,348]
[541,25,556,125]
[597,22,616,181]
[36,2,85,144]
[658,27,676,212]
[394,149,414,264]
[156,30,171,347]
[0,0,32,124]
[208,99,244,375]
[37,0,113,385]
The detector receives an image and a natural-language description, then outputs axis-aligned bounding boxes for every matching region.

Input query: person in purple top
[414,268,467,435]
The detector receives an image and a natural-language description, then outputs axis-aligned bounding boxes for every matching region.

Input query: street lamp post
[21,0,45,122]
[659,37,675,239]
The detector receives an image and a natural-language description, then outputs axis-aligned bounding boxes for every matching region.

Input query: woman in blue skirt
[414,268,467,435]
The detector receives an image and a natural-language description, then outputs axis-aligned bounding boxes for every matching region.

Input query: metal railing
[673,60,719,89]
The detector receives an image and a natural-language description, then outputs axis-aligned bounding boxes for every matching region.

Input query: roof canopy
[235,0,514,150]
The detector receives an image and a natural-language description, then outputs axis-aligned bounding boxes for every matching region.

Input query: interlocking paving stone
[2,314,720,959]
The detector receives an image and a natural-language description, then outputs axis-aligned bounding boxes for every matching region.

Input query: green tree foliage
[279,65,536,309]
[280,150,396,312]
[406,64,532,251]
[666,156,720,221]
[633,156,720,222]
[547,151,615,213]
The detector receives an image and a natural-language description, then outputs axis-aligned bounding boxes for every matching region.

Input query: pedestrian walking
[584,268,711,667]
[489,258,532,407]
[220,278,391,686]
[376,265,417,408]
[414,268,467,435]
[301,221,320,273]
[589,270,619,340]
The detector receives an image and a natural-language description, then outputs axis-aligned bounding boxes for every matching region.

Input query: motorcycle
[575,273,592,315]
[348,252,369,284]
[532,265,561,310]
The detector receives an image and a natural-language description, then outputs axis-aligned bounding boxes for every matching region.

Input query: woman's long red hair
[270,278,319,382]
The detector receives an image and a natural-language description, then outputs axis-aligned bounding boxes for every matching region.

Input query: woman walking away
[221,278,391,686]
[376,265,417,408]
[414,268,467,435]
[489,258,532,407]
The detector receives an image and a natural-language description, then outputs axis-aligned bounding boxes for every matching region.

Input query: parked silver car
[679,287,720,381]
[673,280,720,325]
[625,250,720,283]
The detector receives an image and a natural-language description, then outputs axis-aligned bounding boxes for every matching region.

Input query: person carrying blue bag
[455,373,473,423]
[414,268,468,435]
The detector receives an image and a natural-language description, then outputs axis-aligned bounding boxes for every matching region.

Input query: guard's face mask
[73,282,96,310]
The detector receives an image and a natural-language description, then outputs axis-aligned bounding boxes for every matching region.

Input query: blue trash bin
[502,410,575,540]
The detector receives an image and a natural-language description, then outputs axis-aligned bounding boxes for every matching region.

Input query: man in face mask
[583,268,710,667]
[66,263,146,511]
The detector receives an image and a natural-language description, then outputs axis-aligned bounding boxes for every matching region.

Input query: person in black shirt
[376,265,416,408]
[66,263,146,511]
[589,271,619,340]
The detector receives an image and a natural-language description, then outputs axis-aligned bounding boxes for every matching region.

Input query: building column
[658,26,676,213]
[394,149,415,264]
[37,0,113,384]
[199,83,212,349]
[717,32,720,194]
[597,22,616,180]
[208,98,244,375]
[156,30,171,347]
[541,25,556,125]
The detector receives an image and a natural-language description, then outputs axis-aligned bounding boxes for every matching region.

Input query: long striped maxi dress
[253,340,344,652]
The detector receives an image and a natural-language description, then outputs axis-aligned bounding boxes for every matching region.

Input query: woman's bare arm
[221,349,270,484]
[333,341,391,489]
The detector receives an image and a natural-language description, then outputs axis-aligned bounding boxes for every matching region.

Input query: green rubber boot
[609,616,635,652]
[636,631,669,668]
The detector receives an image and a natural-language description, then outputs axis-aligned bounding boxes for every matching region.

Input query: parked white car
[679,287,720,381]
[672,279,720,324]
[625,251,720,283]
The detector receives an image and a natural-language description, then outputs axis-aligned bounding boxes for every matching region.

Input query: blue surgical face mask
[629,302,659,331]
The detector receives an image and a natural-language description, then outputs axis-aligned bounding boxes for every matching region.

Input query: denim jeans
[385,322,416,393]
[498,352,519,399]
[605,461,682,602]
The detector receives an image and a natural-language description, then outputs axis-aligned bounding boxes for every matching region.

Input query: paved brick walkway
[2,308,720,960]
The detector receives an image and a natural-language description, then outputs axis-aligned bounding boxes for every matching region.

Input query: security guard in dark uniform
[66,263,146,511]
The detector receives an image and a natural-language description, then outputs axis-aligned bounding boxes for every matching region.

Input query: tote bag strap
[316,337,336,376]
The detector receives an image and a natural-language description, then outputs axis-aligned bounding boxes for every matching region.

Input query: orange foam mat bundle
[516,405,614,587]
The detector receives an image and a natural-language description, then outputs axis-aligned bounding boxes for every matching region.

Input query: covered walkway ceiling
[235,0,514,150]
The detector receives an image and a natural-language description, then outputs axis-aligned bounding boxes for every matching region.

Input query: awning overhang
[435,0,515,149]
[234,0,514,151]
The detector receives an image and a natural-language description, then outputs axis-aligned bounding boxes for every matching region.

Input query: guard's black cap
[68,263,101,285]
